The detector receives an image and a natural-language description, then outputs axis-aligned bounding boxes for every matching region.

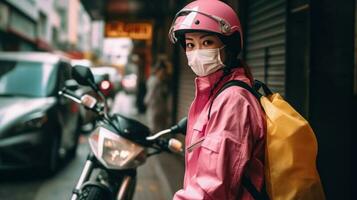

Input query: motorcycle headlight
[88,127,146,169]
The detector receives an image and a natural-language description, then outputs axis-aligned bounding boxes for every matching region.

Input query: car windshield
[0,60,57,97]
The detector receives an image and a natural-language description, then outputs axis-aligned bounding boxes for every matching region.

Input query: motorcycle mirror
[170,117,187,135]
[72,65,98,91]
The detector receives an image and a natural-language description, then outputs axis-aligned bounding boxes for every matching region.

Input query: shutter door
[245,0,287,96]
[177,52,196,120]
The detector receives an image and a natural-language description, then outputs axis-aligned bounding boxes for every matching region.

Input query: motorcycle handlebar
[59,87,82,103]
[59,87,103,114]
[170,117,187,135]
[154,137,183,153]
[60,87,185,154]
[168,138,183,153]
[146,117,187,142]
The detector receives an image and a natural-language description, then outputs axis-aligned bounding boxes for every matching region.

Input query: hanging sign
[105,21,152,40]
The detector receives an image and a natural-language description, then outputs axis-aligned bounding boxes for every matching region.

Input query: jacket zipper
[186,137,205,153]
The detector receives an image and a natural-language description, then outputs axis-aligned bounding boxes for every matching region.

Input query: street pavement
[0,91,182,200]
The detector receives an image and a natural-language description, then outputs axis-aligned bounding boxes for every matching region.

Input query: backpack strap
[253,80,273,96]
[207,79,270,200]
[208,80,262,120]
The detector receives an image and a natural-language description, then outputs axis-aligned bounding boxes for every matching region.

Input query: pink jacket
[173,67,266,200]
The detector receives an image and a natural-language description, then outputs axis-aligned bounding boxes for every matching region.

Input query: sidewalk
[131,113,185,200]
[112,92,185,199]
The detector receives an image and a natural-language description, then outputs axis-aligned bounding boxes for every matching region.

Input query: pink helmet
[169,0,243,48]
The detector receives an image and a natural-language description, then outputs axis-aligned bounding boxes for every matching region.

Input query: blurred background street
[0,0,355,199]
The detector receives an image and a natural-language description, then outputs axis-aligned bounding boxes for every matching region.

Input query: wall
[310,0,354,198]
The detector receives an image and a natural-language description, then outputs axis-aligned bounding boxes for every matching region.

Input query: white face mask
[186,46,226,77]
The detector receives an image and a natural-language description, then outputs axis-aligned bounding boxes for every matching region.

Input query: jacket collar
[194,67,249,96]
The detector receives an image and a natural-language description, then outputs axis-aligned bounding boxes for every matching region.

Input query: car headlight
[14,114,48,133]
[88,127,146,169]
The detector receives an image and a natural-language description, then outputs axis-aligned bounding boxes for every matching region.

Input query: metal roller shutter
[245,0,287,96]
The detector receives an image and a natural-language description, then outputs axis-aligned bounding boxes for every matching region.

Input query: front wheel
[124,176,136,200]
[115,175,137,200]
[79,183,113,200]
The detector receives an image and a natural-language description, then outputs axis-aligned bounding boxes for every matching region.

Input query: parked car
[0,52,81,174]
[70,59,93,68]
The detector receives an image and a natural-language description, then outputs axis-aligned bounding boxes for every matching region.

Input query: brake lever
[58,88,81,103]
[146,129,171,141]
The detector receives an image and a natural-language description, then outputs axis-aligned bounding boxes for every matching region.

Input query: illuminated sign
[105,21,153,40]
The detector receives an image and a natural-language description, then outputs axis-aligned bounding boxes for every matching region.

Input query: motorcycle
[60,65,187,200]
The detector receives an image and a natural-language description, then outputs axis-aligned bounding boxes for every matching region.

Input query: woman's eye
[186,43,194,49]
[203,40,213,46]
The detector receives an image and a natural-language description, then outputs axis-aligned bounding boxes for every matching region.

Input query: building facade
[0,0,38,51]
[0,0,100,58]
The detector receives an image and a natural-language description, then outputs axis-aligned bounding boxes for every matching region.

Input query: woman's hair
[219,33,254,85]
[208,33,254,97]
[240,60,254,85]
[218,32,242,57]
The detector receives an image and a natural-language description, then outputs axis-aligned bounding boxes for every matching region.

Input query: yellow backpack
[211,80,326,200]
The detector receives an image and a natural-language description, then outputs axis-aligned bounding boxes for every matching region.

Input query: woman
[169,0,266,199]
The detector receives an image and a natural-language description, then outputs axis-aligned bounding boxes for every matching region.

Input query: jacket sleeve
[173,88,257,200]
